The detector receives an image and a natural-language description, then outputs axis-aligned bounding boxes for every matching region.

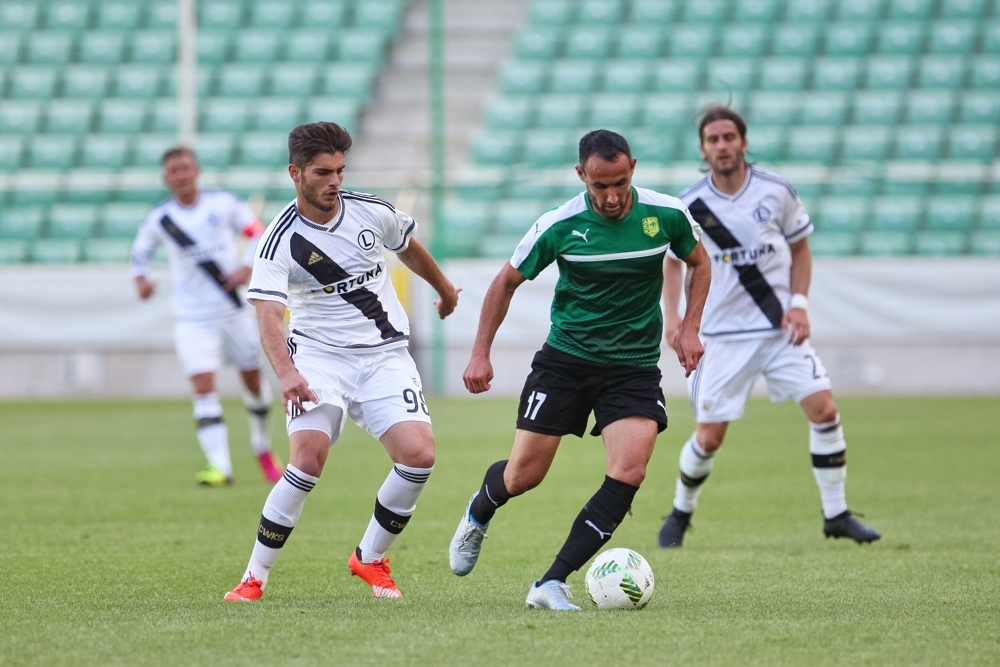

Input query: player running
[448,130,710,611]
[224,122,460,602]
[132,147,282,486]
[657,107,881,548]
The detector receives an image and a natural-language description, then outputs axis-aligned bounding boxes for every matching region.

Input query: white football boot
[449,494,489,576]
[525,580,581,611]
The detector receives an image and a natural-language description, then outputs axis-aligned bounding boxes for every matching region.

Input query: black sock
[469,460,511,525]
[540,475,639,583]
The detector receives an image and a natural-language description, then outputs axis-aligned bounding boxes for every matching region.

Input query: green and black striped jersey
[511,187,700,366]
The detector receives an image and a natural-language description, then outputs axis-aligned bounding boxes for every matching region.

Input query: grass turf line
[0,397,998,666]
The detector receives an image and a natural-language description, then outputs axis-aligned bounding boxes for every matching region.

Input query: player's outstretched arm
[397,238,461,319]
[255,300,318,415]
[674,242,711,377]
[662,255,685,350]
[783,238,812,346]
[463,262,527,394]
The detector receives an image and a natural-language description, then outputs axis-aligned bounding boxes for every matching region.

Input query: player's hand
[673,322,704,378]
[135,276,156,299]
[664,314,683,351]
[782,308,810,346]
[434,285,461,319]
[279,368,319,415]
[222,265,253,291]
[463,354,494,394]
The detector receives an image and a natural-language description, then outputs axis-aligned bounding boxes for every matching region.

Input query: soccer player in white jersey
[132,147,283,487]
[658,107,881,547]
[224,122,460,602]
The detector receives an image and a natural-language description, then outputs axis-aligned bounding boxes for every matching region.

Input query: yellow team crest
[642,216,659,237]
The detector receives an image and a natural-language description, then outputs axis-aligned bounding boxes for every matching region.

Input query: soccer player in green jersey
[448,130,711,610]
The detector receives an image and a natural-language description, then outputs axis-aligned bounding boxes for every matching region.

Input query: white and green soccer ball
[585,548,655,610]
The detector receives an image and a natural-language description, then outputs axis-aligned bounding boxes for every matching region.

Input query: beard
[301,184,336,213]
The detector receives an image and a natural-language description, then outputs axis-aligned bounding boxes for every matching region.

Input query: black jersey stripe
[342,192,395,213]
[385,220,416,252]
[342,190,395,211]
[688,198,784,329]
[261,207,297,260]
[159,215,242,308]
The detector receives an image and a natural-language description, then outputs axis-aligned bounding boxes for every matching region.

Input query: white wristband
[789,293,809,311]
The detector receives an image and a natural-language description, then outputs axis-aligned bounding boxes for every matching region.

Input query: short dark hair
[288,122,353,168]
[698,106,747,143]
[578,129,632,166]
[162,146,196,165]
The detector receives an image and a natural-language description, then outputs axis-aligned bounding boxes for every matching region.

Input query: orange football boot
[224,575,264,602]
[348,550,403,598]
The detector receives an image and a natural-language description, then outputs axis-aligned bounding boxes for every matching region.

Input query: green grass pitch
[1,396,998,666]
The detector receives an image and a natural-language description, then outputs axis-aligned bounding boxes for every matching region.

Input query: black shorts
[516,344,668,438]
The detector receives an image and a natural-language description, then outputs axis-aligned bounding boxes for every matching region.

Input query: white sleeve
[382,209,418,254]
[130,211,162,277]
[247,241,290,306]
[781,190,813,243]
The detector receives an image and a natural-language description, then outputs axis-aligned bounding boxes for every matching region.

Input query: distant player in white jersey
[132,147,283,487]
[658,107,881,547]
[224,122,460,602]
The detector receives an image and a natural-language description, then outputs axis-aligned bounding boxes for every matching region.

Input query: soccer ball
[584,548,655,610]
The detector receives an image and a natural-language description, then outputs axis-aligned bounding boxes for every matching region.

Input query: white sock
[810,415,848,519]
[193,393,232,477]
[673,433,716,513]
[243,465,317,587]
[358,464,433,563]
[241,381,273,456]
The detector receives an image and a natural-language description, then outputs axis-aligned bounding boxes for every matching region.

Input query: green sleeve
[664,209,699,260]
[512,226,559,280]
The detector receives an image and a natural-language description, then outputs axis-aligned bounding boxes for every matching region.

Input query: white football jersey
[678,166,813,340]
[248,191,416,353]
[132,189,263,323]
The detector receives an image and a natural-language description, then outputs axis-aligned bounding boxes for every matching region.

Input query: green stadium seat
[132,134,176,167]
[694,91,747,115]
[486,97,535,130]
[853,91,902,124]
[809,232,858,255]
[970,58,1000,89]
[668,25,716,58]
[565,27,612,60]
[948,125,997,161]
[0,2,40,30]
[451,166,506,201]
[506,170,555,200]
[579,0,625,24]
[302,0,348,28]
[801,92,849,126]
[602,60,651,93]
[0,241,30,264]
[877,21,926,54]
[45,99,94,134]
[707,59,756,92]
[149,101,177,133]
[914,231,967,255]
[0,208,45,239]
[865,56,914,89]
[970,230,1000,255]
[472,132,519,165]
[736,0,781,22]
[786,0,832,22]
[234,30,283,63]
[495,200,545,234]
[98,99,148,133]
[501,61,548,95]
[642,95,692,130]
[632,130,678,163]
[813,57,861,90]
[0,101,43,134]
[818,197,869,232]
[759,58,809,90]
[721,25,769,57]
[46,1,92,30]
[336,30,386,62]
[26,32,74,65]
[789,126,839,164]
[305,98,360,129]
[478,234,525,259]
[940,0,988,19]
[321,63,376,99]
[827,168,881,196]
[28,136,77,170]
[983,22,1000,53]
[615,26,662,59]
[83,238,133,263]
[841,126,892,162]
[62,66,111,99]
[651,59,701,92]
[0,32,20,65]
[217,65,265,97]
[147,1,178,28]
[516,28,563,60]
[629,0,676,24]
[906,90,955,124]
[10,187,59,207]
[889,0,934,19]
[748,126,786,162]
[98,1,141,29]
[524,130,574,167]
[589,94,638,128]
[48,205,99,240]
[254,98,302,132]
[31,239,81,263]
[251,0,296,28]
[199,0,245,29]
[11,67,59,99]
[441,200,490,257]
[772,24,819,57]
[79,32,126,64]
[980,196,1000,229]
[859,231,913,255]
[550,61,598,94]
[825,24,873,56]
[750,92,801,126]
[895,124,944,159]
[114,66,163,99]
[681,0,728,23]
[839,0,884,20]
[130,31,175,64]
[537,95,586,128]
[530,0,575,25]
[197,31,233,64]
[925,196,978,231]
[355,0,405,33]
[284,29,333,63]
[270,63,318,97]
[873,196,922,231]
[930,21,978,54]
[202,98,251,132]
[918,56,966,89]
[0,137,25,171]
[239,132,288,167]
[100,203,148,238]
[81,135,131,170]
[196,134,235,168]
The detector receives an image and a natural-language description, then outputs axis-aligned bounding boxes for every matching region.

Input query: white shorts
[173,311,262,377]
[688,336,832,424]
[285,340,431,444]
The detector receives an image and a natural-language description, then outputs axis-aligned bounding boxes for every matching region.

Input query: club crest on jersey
[307,251,323,265]
[753,207,771,223]
[642,217,659,237]
[358,229,376,250]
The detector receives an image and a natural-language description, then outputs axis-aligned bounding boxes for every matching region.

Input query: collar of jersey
[581,186,640,225]
[706,167,753,202]
[294,194,346,233]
